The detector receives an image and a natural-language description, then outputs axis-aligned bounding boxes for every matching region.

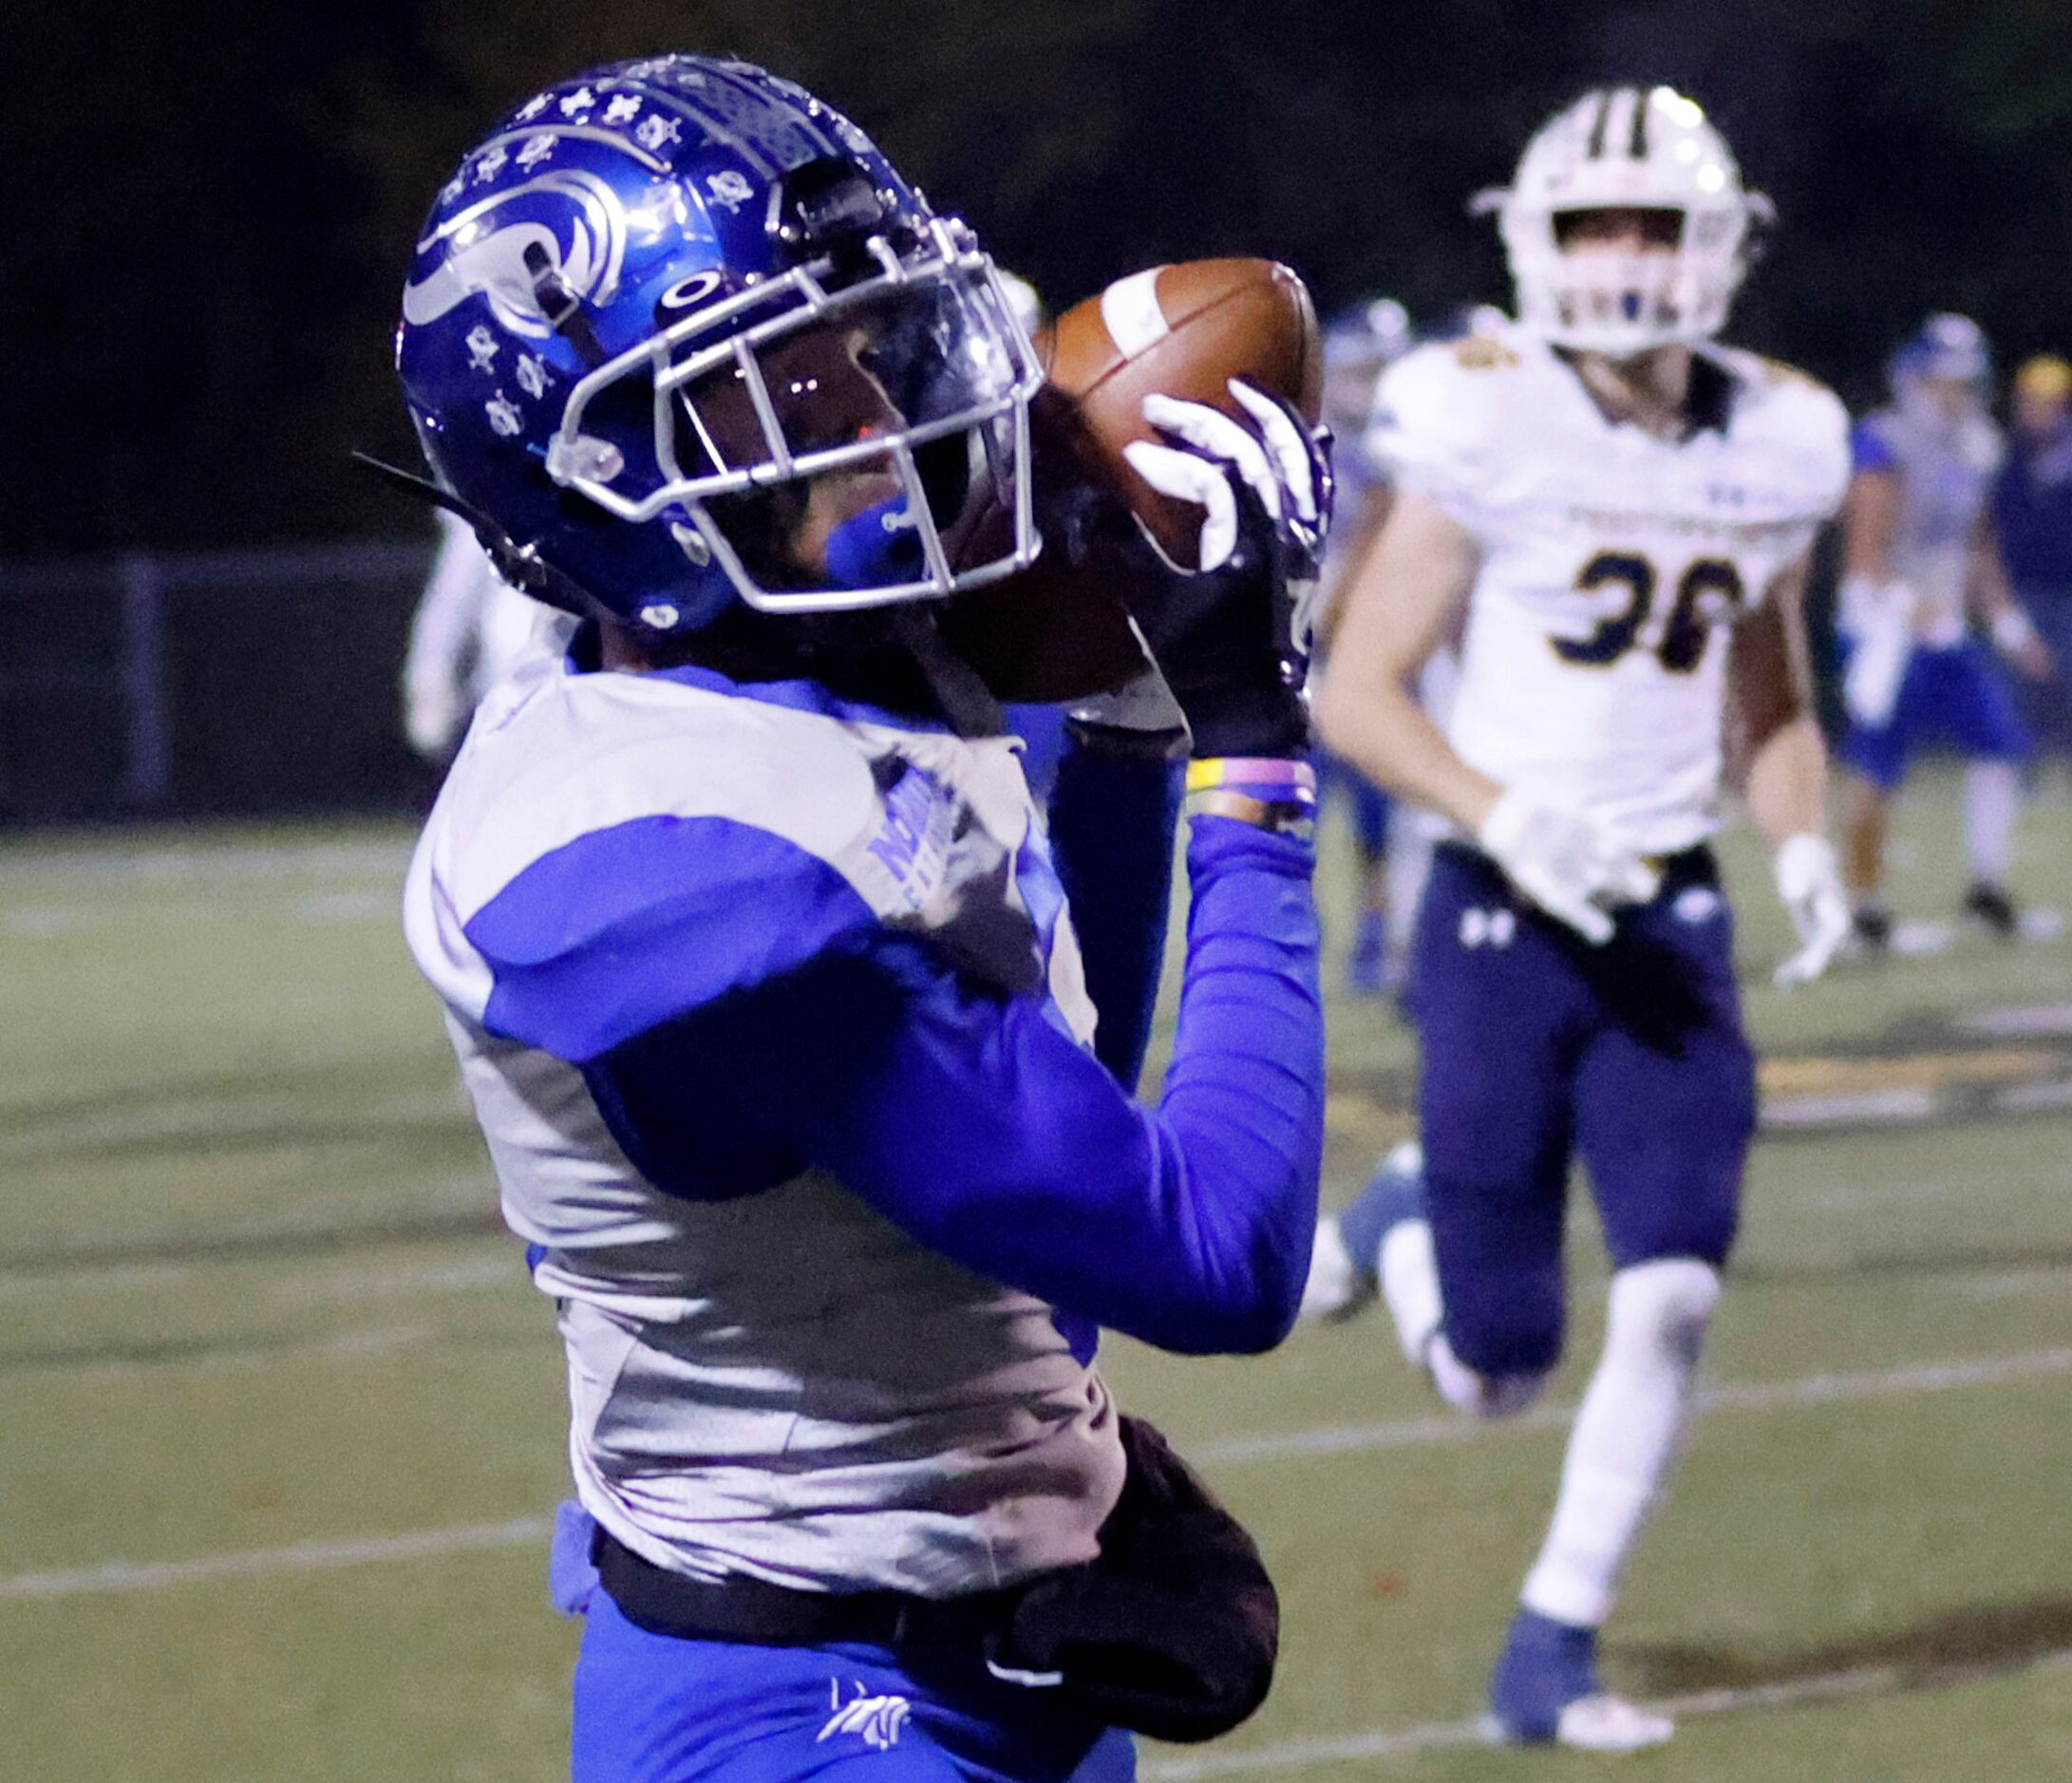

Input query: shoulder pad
[1711,348,1852,517]
[1365,340,1516,519]
[437,679,885,1060]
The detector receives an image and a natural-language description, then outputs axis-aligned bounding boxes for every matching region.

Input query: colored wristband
[1184,757,1319,797]
[1183,760,1318,836]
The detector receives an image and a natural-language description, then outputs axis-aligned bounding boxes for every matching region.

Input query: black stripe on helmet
[1628,85,1650,159]
[1585,88,1613,159]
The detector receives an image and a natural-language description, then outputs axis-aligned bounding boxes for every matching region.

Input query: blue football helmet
[396,56,1045,634]
[1889,313,1993,398]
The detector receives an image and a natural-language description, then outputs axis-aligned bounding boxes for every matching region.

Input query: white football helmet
[1477,85,1770,355]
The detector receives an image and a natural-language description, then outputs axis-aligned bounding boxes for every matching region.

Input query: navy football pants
[1409,843,1756,1379]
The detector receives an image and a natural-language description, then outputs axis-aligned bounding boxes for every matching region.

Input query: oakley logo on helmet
[657,270,728,313]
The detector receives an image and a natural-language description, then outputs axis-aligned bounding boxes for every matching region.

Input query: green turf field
[5,766,2072,1779]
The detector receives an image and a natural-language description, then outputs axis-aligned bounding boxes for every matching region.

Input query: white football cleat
[1552,1693,1675,1752]
[1481,1691,1674,1755]
[1296,1217,1371,1323]
[1486,1608,1674,1751]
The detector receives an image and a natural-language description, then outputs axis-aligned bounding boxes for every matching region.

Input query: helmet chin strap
[350,451,597,621]
[890,606,1005,740]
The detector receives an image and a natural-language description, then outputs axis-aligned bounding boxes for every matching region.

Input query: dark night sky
[15,0,2072,555]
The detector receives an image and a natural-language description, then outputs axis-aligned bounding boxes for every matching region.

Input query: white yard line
[0,1088,468,1161]
[7,1346,2071,1604]
[1141,1652,2072,1778]
[0,840,409,888]
[1,1323,437,1387]
[1189,1346,2072,1467]
[0,1517,550,1604]
[0,1252,514,1308]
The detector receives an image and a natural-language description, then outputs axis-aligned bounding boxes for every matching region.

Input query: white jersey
[1369,325,1851,854]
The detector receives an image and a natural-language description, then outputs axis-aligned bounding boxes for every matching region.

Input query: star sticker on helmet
[559,87,596,118]
[518,133,557,170]
[635,114,682,152]
[604,94,642,125]
[474,144,507,183]
[485,393,522,437]
[516,353,551,399]
[466,326,499,372]
[516,93,550,122]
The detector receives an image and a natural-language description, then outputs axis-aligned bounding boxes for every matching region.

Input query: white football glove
[1771,832,1851,988]
[1836,574,1914,728]
[1124,382,1328,574]
[1477,790,1660,946]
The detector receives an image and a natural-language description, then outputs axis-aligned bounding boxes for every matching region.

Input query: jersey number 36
[1555,552,1744,674]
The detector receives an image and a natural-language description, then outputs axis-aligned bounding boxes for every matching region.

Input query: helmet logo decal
[635,114,684,153]
[465,326,499,371]
[658,270,726,312]
[706,171,755,213]
[405,170,630,338]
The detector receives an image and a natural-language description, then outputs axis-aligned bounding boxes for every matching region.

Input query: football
[1040,258,1325,564]
[937,258,1324,704]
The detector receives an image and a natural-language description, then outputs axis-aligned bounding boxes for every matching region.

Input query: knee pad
[1427,1331,1550,1420]
[1605,1258,1720,1369]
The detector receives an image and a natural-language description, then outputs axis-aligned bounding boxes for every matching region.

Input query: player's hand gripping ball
[938,260,1324,703]
[1044,258,1324,565]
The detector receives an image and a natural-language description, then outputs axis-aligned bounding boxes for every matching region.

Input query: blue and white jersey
[405,644,1123,1596]
[1854,403,2005,638]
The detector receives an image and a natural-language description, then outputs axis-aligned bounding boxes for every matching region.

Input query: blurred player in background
[392,54,1328,1783]
[1992,353,2072,760]
[1836,314,2052,948]
[1315,297,1415,992]
[400,507,561,761]
[1308,86,1853,1750]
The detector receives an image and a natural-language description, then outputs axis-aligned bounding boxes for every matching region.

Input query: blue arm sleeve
[597,816,1323,1355]
[1045,725,1183,1089]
